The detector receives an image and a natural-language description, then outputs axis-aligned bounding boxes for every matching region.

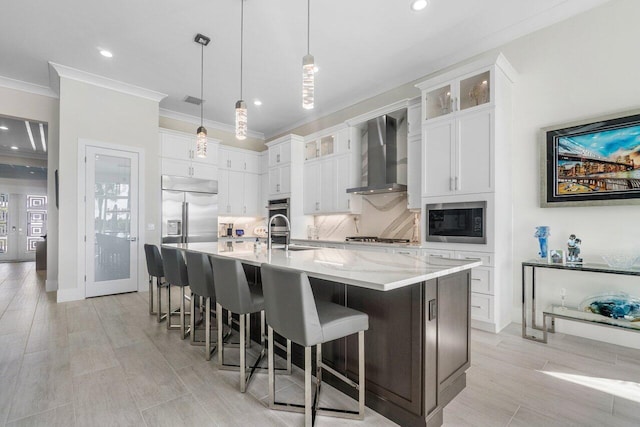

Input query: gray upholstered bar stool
[143,244,166,322]
[209,254,275,392]
[261,264,369,427]
[161,246,191,339]
[185,251,217,359]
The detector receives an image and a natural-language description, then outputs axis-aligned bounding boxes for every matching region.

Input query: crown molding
[159,108,265,140]
[48,62,167,102]
[0,75,57,98]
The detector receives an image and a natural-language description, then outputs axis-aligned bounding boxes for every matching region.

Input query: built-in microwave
[426,201,486,244]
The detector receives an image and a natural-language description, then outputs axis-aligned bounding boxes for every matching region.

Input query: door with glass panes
[0,193,47,262]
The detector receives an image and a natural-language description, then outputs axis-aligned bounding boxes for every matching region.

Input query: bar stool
[210,254,287,393]
[143,244,166,322]
[161,247,191,339]
[185,251,217,360]
[261,264,369,427]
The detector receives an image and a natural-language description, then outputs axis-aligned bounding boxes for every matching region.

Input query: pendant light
[302,0,314,110]
[235,0,247,140]
[194,33,210,158]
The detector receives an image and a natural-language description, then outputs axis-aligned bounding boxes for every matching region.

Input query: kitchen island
[165,241,481,427]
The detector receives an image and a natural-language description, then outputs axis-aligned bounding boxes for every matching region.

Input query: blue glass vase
[534,226,550,259]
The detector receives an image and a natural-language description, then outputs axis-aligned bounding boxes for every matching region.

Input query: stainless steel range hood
[347,113,407,195]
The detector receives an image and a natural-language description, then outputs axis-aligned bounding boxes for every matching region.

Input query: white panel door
[279,164,291,195]
[303,161,320,214]
[161,133,191,160]
[457,109,493,194]
[268,167,280,196]
[228,170,244,215]
[218,169,230,215]
[423,120,455,197]
[85,146,139,297]
[335,154,351,212]
[161,158,191,178]
[320,158,335,213]
[191,162,217,180]
[243,173,260,216]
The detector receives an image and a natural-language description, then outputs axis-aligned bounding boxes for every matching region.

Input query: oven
[267,198,290,245]
[426,201,486,244]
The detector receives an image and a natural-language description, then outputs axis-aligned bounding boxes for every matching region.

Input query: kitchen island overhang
[164,242,481,427]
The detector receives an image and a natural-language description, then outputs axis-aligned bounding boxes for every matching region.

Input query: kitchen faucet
[267,214,290,251]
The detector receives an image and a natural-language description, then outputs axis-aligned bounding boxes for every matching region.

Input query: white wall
[499,0,640,346]
[0,86,59,291]
[57,77,161,301]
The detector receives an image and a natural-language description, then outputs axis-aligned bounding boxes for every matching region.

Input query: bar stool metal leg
[148,275,155,315]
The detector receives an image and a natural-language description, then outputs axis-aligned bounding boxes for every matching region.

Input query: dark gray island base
[258,268,470,427]
[165,243,476,427]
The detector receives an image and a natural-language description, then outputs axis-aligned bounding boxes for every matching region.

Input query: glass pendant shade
[302,54,315,110]
[196,126,207,158]
[235,100,247,140]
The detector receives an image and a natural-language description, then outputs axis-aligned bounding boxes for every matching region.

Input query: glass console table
[521,259,640,343]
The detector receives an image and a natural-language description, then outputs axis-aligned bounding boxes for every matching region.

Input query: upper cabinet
[303,126,361,215]
[159,129,219,180]
[423,70,491,121]
[416,53,516,198]
[266,134,304,199]
[219,146,260,173]
[217,145,262,216]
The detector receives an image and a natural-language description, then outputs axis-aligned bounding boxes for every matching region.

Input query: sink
[274,245,320,251]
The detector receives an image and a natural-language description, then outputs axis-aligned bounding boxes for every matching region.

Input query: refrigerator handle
[183,202,189,243]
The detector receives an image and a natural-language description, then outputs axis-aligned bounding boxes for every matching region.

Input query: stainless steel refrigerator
[161,175,218,243]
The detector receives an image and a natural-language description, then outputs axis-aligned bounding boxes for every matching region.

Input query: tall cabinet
[159,129,219,180]
[266,135,309,239]
[218,146,261,216]
[417,52,516,333]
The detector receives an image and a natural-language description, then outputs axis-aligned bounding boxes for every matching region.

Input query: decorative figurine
[534,226,550,259]
[567,234,583,263]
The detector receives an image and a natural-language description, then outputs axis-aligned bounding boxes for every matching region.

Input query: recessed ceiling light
[0,126,8,131]
[254,100,262,106]
[100,49,113,58]
[410,0,428,11]
[10,146,18,150]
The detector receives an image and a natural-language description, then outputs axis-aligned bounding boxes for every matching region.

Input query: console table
[521,259,640,343]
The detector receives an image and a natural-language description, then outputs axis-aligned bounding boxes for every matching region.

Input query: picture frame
[548,249,566,265]
[540,109,640,207]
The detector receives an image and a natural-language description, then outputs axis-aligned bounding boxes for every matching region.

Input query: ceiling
[0,0,609,139]
[0,116,48,159]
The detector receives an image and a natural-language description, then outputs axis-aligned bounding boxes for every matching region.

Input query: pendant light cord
[307,0,310,54]
[240,0,244,100]
[200,43,204,127]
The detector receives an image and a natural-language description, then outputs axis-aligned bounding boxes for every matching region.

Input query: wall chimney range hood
[347,113,407,195]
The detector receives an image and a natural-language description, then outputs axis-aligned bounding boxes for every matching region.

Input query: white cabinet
[421,107,492,197]
[217,146,262,216]
[422,69,491,121]
[219,146,260,172]
[302,127,361,215]
[269,164,291,197]
[407,100,422,210]
[159,129,219,178]
[218,169,261,216]
[268,140,291,167]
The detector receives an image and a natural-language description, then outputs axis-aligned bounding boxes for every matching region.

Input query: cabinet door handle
[428,299,437,321]
[471,278,482,281]
[348,139,351,150]
[455,176,459,191]
[450,177,454,191]
[347,199,350,209]
[472,305,482,309]
[243,206,246,214]
[276,184,280,192]
[397,251,411,255]
[244,162,246,170]
[277,153,280,163]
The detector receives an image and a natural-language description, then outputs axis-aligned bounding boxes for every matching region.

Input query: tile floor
[0,262,639,426]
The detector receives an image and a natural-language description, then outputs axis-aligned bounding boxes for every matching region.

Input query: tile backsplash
[313,193,420,241]
[218,216,266,237]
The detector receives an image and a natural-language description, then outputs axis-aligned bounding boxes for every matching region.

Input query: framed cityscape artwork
[541,109,640,207]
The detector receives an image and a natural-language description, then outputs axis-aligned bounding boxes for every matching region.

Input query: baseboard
[45,279,58,292]
[471,319,498,333]
[57,286,85,303]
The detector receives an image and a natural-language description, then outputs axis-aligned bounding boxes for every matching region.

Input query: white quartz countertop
[164,241,481,292]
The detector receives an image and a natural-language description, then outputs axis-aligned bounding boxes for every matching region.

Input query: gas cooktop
[345,236,410,244]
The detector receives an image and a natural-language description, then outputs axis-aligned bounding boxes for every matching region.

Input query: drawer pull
[471,278,481,281]
[471,305,482,309]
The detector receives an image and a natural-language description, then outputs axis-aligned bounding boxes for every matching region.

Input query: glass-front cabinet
[305,134,335,160]
[423,69,491,120]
